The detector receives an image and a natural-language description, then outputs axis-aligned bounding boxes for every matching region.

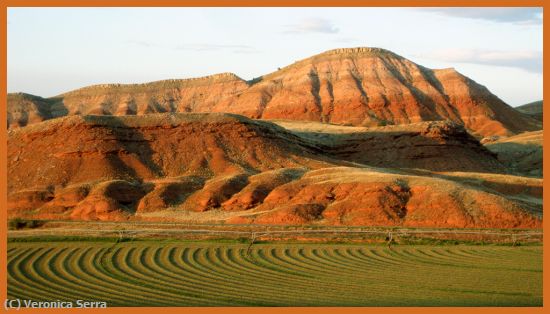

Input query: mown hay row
[8,242,542,306]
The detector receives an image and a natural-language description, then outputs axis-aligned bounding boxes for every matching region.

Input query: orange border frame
[1,1,547,313]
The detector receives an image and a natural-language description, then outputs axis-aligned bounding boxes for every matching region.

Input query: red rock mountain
[7,113,540,228]
[7,47,541,137]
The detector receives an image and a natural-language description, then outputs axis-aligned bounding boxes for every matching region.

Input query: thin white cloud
[420,49,542,73]
[332,37,358,43]
[420,7,542,25]
[126,40,156,48]
[127,41,259,54]
[175,43,256,52]
[285,18,339,34]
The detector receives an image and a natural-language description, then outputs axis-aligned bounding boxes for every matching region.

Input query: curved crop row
[7,243,542,306]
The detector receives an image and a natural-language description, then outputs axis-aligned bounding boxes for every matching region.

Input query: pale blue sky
[7,7,543,106]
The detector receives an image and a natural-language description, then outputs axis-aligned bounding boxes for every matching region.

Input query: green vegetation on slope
[7,242,542,306]
[515,100,542,119]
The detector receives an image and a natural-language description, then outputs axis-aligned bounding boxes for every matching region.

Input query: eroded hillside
[7,113,541,228]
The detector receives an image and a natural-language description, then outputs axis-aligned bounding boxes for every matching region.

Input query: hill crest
[7,47,541,137]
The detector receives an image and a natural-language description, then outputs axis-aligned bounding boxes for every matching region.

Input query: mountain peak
[319,47,396,57]
[7,47,541,136]
[293,47,404,64]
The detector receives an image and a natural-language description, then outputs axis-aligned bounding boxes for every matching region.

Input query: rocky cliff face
[7,48,541,137]
[7,113,540,228]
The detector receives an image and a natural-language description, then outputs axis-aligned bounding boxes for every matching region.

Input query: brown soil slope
[7,113,539,228]
[7,48,540,137]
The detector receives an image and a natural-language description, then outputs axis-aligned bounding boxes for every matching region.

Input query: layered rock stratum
[8,47,541,137]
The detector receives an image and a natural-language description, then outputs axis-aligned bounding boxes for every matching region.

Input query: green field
[7,241,542,306]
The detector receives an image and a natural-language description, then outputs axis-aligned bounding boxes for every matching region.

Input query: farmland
[7,240,542,306]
